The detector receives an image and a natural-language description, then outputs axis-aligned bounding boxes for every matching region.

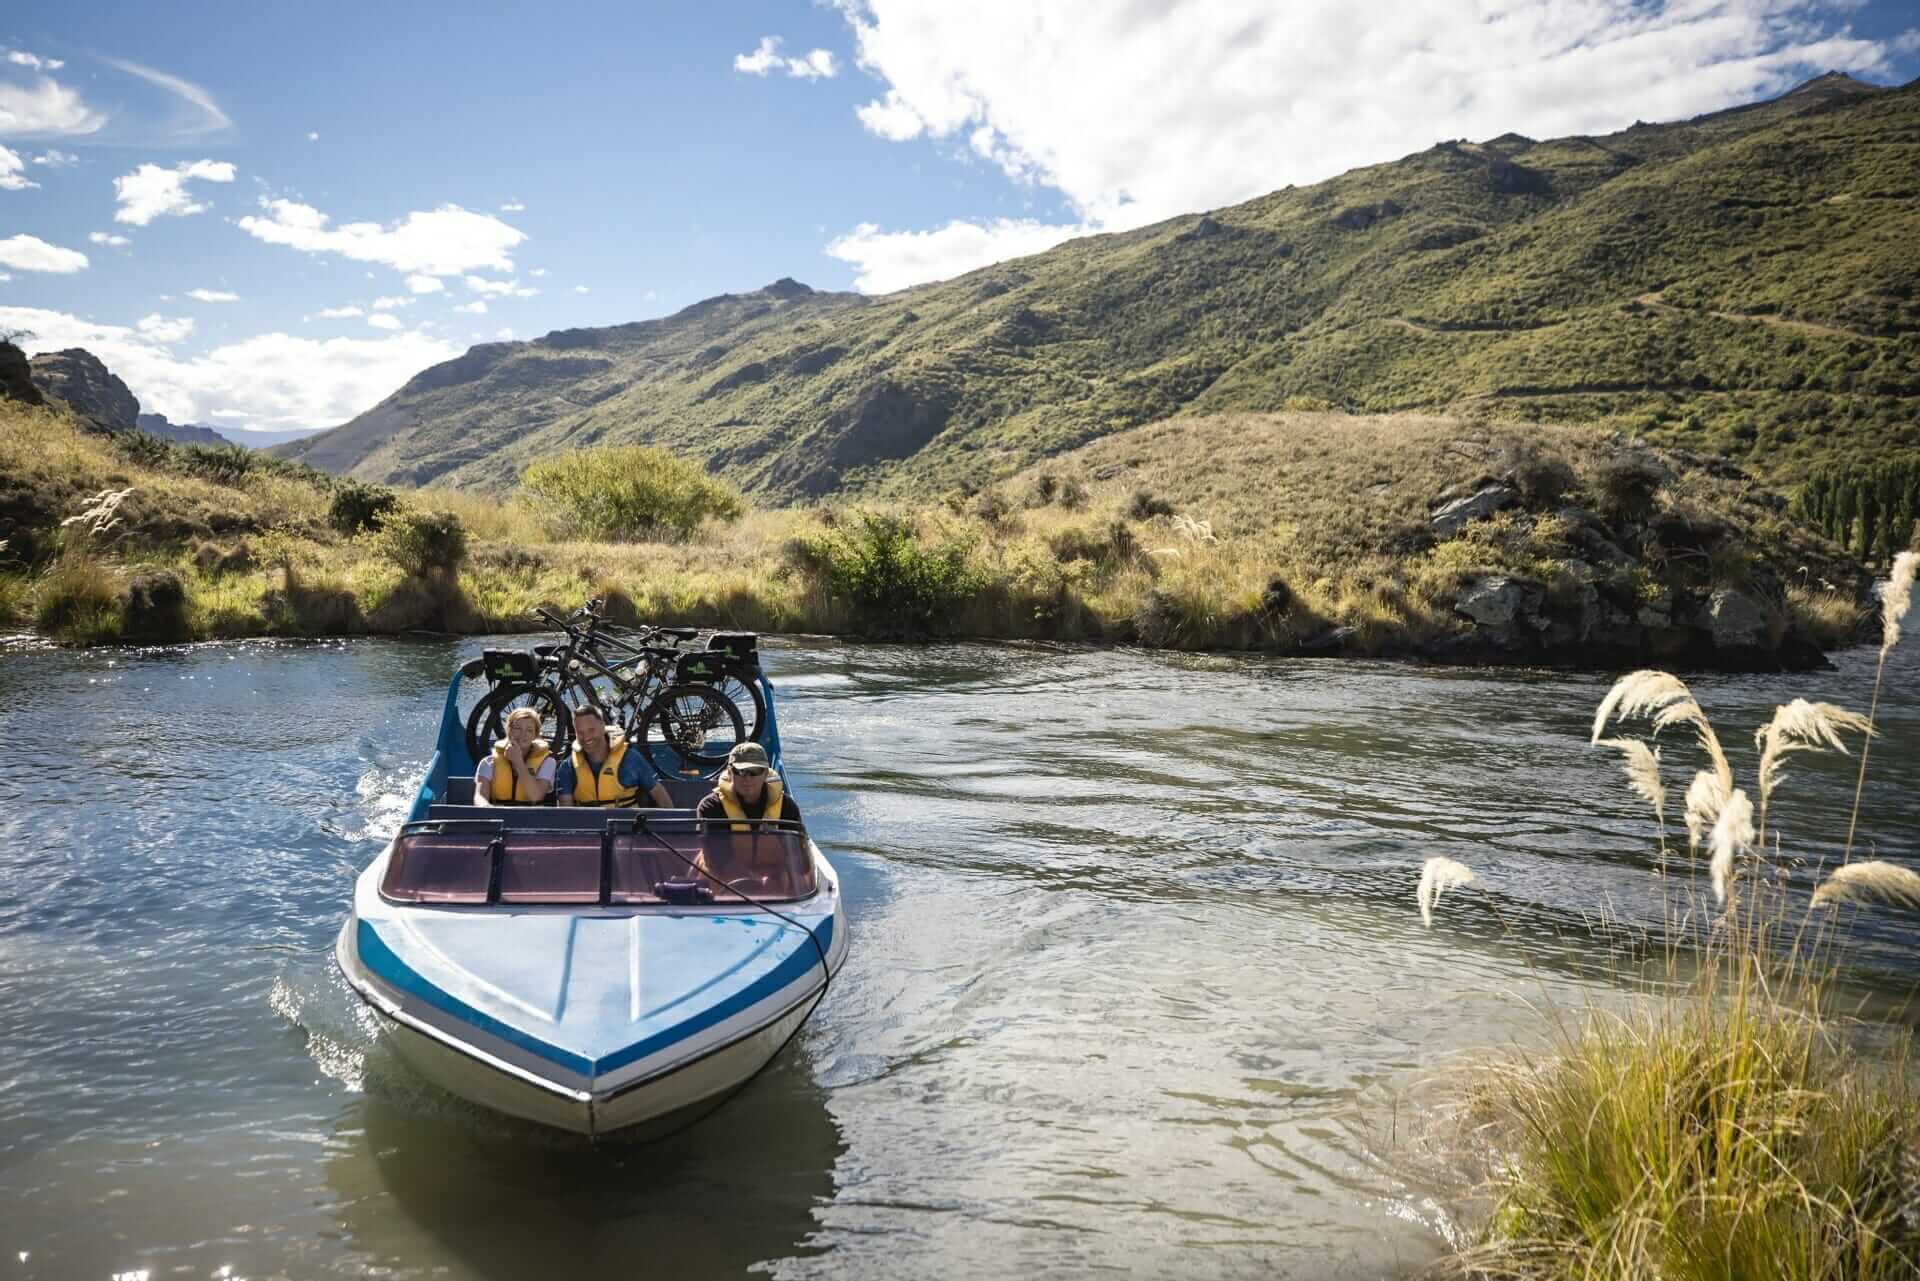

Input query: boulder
[29,348,139,431]
[1709,589,1770,652]
[0,341,45,407]
[1431,485,1515,538]
[1455,575,1545,643]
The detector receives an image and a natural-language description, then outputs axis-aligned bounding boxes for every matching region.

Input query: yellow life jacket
[705,775,791,882]
[717,775,785,833]
[488,741,551,804]
[570,732,639,807]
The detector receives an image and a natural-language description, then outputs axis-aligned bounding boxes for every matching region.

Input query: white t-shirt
[475,752,558,798]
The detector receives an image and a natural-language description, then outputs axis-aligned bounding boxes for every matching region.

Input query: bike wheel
[708,664,766,742]
[467,683,574,763]
[634,683,746,776]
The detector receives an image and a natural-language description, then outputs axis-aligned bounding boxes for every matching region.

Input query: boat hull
[335,844,847,1139]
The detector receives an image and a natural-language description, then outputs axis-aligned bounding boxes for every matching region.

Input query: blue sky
[1,0,1915,431]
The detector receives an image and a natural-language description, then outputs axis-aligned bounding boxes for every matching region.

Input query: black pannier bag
[705,632,759,661]
[482,649,539,684]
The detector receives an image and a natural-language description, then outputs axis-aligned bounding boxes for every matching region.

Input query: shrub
[370,507,468,578]
[971,487,1016,526]
[519,445,744,541]
[1503,441,1579,508]
[1126,487,1175,520]
[173,442,257,485]
[1056,475,1090,510]
[328,480,400,534]
[1593,457,1666,524]
[121,567,191,642]
[112,429,175,470]
[789,512,979,638]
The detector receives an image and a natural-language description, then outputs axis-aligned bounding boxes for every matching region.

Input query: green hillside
[280,72,1920,501]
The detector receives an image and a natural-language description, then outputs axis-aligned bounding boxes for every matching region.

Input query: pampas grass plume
[1598,737,1665,830]
[1753,698,1873,819]
[1707,789,1755,905]
[1591,669,1730,787]
[1418,856,1476,927]
[1684,769,1730,854]
[1884,550,1917,653]
[1812,860,1920,910]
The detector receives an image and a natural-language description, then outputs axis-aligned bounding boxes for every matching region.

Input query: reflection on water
[0,635,1913,1279]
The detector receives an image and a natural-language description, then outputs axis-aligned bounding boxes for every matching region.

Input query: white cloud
[101,57,232,137]
[88,231,131,247]
[370,295,414,311]
[307,130,320,141]
[314,305,364,319]
[31,148,77,166]
[1892,29,1920,56]
[826,217,1089,292]
[0,144,35,190]
[1,304,459,427]
[529,267,548,278]
[112,159,236,225]
[0,73,104,136]
[495,328,515,340]
[186,288,238,302]
[464,274,536,298]
[0,272,10,282]
[136,313,193,343]
[573,284,589,294]
[367,313,402,330]
[405,273,445,294]
[0,234,87,273]
[735,36,840,80]
[236,198,526,277]
[831,0,1903,289]
[500,200,525,212]
[453,300,488,314]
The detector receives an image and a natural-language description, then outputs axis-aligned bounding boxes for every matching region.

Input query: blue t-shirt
[555,743,660,800]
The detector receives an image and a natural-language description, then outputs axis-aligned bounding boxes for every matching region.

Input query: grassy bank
[0,399,1874,659]
[1432,573,1920,1278]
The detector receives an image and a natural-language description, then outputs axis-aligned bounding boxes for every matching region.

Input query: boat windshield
[379,819,818,906]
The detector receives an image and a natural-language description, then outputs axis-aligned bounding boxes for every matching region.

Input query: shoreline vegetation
[0,398,1883,667]
[1429,563,1920,1278]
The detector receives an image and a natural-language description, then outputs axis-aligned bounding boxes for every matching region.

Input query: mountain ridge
[278,72,1920,499]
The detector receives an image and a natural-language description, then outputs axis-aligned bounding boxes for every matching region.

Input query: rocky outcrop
[1431,485,1515,538]
[29,348,139,432]
[0,341,45,408]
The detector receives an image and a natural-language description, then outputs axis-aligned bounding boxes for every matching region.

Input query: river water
[0,636,1914,1280]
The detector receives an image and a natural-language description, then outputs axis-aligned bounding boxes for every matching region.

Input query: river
[0,636,1914,1280]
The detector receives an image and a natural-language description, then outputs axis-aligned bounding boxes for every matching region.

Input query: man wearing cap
[694,742,807,896]
[695,741,803,828]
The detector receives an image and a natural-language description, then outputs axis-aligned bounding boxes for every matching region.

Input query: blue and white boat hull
[337,839,848,1137]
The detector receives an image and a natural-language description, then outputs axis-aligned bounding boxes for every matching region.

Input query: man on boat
[694,742,806,895]
[696,742,804,827]
[473,706,555,806]
[556,705,673,808]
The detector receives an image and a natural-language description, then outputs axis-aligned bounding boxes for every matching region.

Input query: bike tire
[634,683,747,777]
[708,663,766,742]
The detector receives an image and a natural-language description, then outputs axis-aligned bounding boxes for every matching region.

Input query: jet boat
[335,658,847,1137]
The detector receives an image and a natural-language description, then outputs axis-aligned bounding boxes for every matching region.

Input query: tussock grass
[1457,573,1920,1279]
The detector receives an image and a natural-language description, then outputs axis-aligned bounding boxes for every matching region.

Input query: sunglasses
[732,766,768,778]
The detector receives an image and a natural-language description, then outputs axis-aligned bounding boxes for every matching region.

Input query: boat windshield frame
[379,815,818,907]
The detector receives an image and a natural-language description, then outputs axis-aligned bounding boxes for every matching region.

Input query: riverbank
[0,399,1872,667]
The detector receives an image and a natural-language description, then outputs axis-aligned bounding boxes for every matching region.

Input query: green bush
[328,480,400,534]
[1126,487,1175,520]
[370,507,468,578]
[519,445,745,541]
[173,442,258,485]
[111,429,175,470]
[121,567,191,642]
[790,512,980,638]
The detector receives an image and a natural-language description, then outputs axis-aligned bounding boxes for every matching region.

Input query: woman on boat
[556,704,673,808]
[473,707,556,806]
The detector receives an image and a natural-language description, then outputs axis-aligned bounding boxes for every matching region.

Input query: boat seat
[443,774,711,808]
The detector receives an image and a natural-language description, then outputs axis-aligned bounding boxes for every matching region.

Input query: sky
[0,0,1915,434]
